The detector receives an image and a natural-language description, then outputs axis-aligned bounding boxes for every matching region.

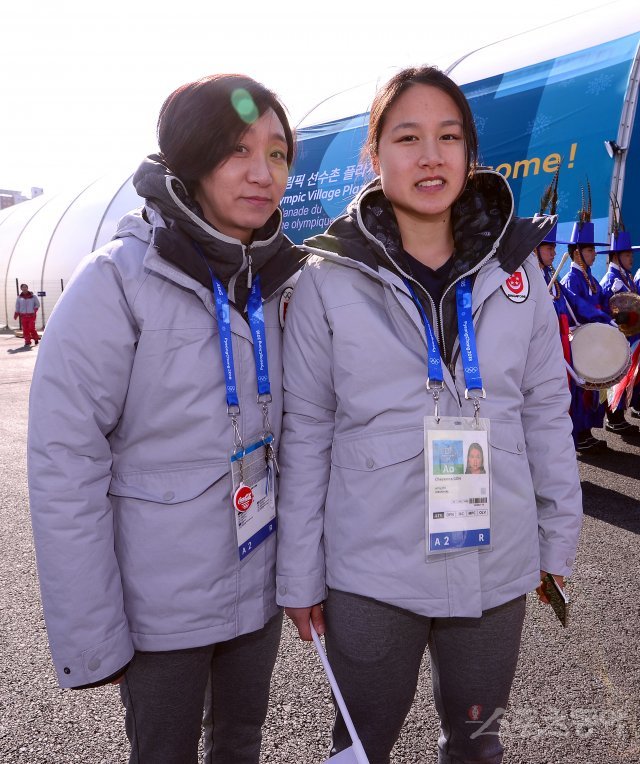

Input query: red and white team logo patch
[234,484,254,512]
[279,286,294,329]
[501,268,529,303]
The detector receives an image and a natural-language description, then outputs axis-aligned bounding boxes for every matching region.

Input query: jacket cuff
[71,661,131,690]
[276,574,327,608]
[54,623,134,689]
[539,541,576,578]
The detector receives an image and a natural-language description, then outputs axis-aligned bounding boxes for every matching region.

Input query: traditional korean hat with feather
[538,167,570,245]
[569,177,608,246]
[596,194,640,255]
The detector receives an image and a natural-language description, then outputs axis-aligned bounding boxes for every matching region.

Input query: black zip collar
[304,169,556,362]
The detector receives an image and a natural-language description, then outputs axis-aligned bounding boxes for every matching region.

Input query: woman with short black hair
[28,73,304,764]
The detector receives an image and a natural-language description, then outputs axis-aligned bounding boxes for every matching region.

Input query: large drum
[569,323,631,390]
[609,292,640,336]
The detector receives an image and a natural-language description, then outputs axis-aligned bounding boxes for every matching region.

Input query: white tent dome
[2,0,637,331]
[1,171,138,330]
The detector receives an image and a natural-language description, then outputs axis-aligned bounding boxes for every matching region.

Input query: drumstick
[564,359,586,387]
[548,251,570,293]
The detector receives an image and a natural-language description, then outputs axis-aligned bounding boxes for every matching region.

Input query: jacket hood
[129,154,306,304]
[305,169,555,281]
[304,169,556,365]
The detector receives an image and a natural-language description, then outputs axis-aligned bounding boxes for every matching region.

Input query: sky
[0,0,626,195]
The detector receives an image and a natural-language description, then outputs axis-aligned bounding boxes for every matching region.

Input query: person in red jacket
[14,284,41,348]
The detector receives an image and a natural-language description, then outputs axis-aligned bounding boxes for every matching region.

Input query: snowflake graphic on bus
[432,439,464,475]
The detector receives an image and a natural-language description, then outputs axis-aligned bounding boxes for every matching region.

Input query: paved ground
[1,330,639,763]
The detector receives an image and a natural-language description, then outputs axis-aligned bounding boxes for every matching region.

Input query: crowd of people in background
[534,174,640,456]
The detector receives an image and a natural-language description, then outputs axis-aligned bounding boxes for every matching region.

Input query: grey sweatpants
[119,612,282,764]
[324,589,526,764]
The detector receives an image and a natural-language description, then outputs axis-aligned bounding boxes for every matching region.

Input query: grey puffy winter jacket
[28,207,301,687]
[276,171,582,619]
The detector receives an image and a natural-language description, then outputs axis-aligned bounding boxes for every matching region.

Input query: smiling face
[194,108,289,244]
[537,243,556,268]
[371,84,467,233]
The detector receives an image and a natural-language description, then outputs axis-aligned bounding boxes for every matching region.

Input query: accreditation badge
[424,416,491,556]
[231,434,277,561]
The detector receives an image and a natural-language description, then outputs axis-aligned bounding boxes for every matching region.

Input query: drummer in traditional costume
[535,177,603,452]
[599,206,640,434]
[536,226,574,361]
[560,184,612,453]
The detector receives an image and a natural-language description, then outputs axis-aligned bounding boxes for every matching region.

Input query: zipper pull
[247,252,253,289]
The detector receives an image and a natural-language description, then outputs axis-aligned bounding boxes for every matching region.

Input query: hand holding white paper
[310,623,370,764]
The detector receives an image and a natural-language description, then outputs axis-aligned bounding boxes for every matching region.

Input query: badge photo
[501,267,529,303]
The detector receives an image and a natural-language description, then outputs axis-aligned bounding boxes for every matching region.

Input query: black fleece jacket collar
[133,154,306,307]
[304,170,555,363]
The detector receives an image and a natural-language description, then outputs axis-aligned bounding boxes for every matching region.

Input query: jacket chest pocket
[326,427,427,539]
[486,420,534,507]
[488,420,526,456]
[329,428,424,505]
[109,461,230,505]
[331,426,424,472]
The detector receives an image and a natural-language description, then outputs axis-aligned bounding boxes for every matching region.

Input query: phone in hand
[543,573,569,627]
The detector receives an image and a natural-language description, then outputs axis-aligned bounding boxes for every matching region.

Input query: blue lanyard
[455,277,483,394]
[404,277,484,399]
[210,276,237,409]
[212,273,271,412]
[247,277,271,398]
[193,240,271,415]
[403,280,444,387]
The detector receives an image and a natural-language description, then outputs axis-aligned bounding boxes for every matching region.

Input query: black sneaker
[604,419,639,435]
[620,426,640,441]
[576,436,608,455]
[630,408,640,419]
